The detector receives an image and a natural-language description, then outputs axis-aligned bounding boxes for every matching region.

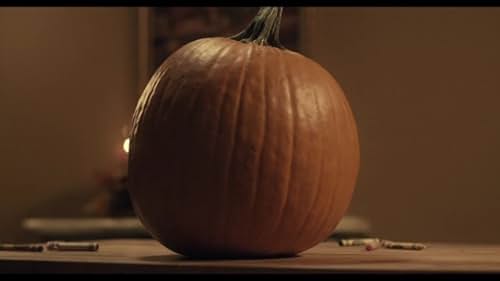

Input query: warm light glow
[123,138,130,154]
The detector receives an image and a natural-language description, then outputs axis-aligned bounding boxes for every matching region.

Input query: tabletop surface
[1,239,500,273]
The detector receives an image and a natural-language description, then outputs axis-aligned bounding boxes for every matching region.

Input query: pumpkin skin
[128,10,359,259]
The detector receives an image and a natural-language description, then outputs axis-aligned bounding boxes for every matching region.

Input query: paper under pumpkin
[128,7,360,258]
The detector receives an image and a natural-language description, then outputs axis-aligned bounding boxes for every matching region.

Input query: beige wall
[0,8,138,242]
[302,7,500,243]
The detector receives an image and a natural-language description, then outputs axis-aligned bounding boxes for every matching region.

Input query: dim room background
[0,7,499,243]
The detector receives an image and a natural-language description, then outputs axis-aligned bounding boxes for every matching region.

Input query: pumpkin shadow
[140,253,300,263]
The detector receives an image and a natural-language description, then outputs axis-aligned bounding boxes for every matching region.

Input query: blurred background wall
[0,7,499,244]
[0,8,138,242]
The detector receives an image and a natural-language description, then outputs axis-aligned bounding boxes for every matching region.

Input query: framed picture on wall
[137,7,302,92]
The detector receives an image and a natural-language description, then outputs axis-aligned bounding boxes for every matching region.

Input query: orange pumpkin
[128,7,360,258]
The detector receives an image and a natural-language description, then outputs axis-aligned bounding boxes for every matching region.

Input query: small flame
[123,137,130,154]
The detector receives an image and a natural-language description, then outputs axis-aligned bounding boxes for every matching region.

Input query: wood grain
[0,239,499,273]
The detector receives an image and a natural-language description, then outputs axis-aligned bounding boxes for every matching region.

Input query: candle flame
[123,138,130,154]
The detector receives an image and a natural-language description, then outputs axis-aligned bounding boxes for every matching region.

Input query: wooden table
[0,239,499,273]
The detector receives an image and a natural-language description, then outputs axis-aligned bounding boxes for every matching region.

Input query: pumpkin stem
[230,7,285,49]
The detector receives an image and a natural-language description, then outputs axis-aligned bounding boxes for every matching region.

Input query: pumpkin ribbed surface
[128,8,359,258]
